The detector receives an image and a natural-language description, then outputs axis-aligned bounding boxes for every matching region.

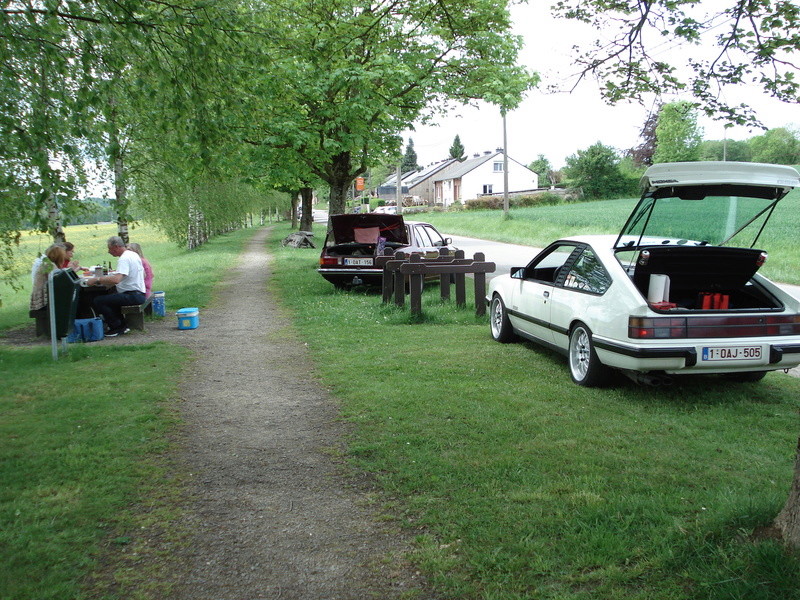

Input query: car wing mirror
[444,237,452,245]
[510,267,524,279]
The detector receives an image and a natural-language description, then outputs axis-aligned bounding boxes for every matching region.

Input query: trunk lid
[328,214,407,245]
[615,162,800,251]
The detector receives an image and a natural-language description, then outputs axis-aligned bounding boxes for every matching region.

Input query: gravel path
[154,227,430,599]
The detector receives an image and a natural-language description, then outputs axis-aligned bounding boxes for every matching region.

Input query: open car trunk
[625,245,782,311]
[323,214,407,257]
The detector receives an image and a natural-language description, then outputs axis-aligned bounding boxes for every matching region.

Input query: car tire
[490,295,516,343]
[723,371,768,382]
[568,322,611,387]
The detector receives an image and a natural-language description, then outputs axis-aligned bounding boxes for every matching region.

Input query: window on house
[482,184,493,194]
[493,162,503,172]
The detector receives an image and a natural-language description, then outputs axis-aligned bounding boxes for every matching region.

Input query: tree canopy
[553,0,799,126]
[449,135,466,160]
[241,0,537,217]
[563,142,637,199]
[0,0,536,277]
[528,155,553,186]
[402,140,420,173]
[653,101,703,163]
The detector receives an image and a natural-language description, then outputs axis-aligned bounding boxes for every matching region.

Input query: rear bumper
[317,267,383,286]
[594,338,800,373]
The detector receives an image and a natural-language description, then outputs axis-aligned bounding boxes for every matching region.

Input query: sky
[405,2,800,170]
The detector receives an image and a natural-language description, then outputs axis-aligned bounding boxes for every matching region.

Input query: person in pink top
[126,242,154,296]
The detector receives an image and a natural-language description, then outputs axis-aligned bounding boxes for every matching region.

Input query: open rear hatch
[615,162,800,311]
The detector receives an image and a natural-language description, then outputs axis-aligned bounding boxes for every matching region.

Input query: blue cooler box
[152,291,166,317]
[176,307,199,330]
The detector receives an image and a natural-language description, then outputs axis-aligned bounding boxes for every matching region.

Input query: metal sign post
[47,269,80,360]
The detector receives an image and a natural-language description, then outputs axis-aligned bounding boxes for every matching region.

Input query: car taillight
[629,317,688,339]
[628,315,800,339]
[319,256,339,266]
[756,251,768,267]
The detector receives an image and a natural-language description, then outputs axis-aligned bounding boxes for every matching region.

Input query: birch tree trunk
[112,129,129,243]
[774,438,800,548]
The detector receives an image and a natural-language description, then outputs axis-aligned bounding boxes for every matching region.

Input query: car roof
[640,161,800,194]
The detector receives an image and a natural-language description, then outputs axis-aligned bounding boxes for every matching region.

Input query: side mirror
[444,237,452,245]
[510,267,524,279]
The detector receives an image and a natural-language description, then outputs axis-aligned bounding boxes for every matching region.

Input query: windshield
[616,185,780,249]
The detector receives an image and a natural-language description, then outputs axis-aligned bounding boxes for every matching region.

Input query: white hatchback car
[487,162,800,386]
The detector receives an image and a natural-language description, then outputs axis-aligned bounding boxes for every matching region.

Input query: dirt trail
[154,227,429,598]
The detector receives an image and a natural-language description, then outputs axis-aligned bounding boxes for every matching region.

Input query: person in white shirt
[85,236,146,337]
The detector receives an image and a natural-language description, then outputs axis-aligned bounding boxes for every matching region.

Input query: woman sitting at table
[61,241,83,271]
[30,244,68,312]
[126,242,154,296]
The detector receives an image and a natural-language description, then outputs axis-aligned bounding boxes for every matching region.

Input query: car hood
[328,214,408,244]
[615,162,800,250]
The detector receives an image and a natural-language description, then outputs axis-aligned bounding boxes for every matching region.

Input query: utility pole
[502,110,509,218]
[723,124,731,161]
[396,163,402,215]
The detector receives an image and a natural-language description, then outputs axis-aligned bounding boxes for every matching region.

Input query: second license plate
[343,257,373,266]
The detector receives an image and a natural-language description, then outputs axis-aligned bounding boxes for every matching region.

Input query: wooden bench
[29,308,50,337]
[121,294,153,330]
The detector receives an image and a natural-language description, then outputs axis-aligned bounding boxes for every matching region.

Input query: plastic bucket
[176,307,199,330]
[152,291,166,317]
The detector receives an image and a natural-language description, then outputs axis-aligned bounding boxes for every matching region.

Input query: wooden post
[439,248,451,300]
[474,252,487,316]
[394,251,406,307]
[408,255,423,316]
[378,250,396,304]
[454,249,466,307]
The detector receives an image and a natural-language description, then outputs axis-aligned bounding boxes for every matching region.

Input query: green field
[420,185,800,285]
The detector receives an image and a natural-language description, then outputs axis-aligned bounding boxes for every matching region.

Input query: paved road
[308,217,800,300]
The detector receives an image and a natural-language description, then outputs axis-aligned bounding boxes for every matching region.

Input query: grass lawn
[419,184,800,286]
[268,222,800,600]
[3,209,800,599]
[0,224,258,599]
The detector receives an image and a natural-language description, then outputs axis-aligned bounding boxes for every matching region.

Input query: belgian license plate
[702,345,762,361]
[343,257,373,266]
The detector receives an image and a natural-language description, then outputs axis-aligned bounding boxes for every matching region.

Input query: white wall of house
[459,155,538,202]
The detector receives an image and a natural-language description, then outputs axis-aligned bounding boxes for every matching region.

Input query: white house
[434,150,539,207]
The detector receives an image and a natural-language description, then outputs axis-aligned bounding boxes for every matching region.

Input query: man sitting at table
[85,236,146,337]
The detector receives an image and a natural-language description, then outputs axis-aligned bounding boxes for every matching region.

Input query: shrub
[466,197,503,210]
[513,192,562,208]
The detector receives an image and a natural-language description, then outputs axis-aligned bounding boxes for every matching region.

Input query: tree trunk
[40,163,65,244]
[46,192,65,244]
[108,101,130,243]
[299,187,314,232]
[112,137,129,243]
[774,437,800,548]
[290,191,299,230]
[326,150,360,218]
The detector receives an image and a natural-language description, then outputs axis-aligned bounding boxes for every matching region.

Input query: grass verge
[0,342,190,600]
[268,222,800,600]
